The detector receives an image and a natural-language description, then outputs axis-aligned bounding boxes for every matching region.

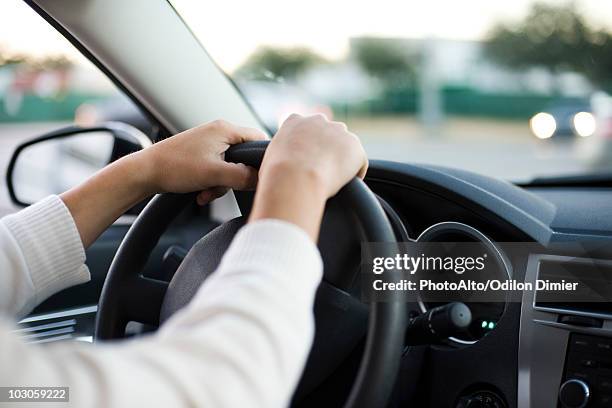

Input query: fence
[0,93,104,123]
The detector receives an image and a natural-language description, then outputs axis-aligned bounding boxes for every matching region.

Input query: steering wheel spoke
[122,277,169,326]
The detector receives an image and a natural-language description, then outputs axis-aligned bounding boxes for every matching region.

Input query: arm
[62,120,266,248]
[1,115,366,407]
[0,120,265,318]
[0,196,87,318]
[0,219,323,407]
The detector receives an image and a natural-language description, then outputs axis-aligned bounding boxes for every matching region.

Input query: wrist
[260,160,329,199]
[115,150,158,198]
[251,161,328,240]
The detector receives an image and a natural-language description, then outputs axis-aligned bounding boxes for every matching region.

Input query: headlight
[529,112,556,139]
[572,111,596,137]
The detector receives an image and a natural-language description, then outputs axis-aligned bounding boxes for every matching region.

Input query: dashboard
[366,160,612,408]
[14,159,612,408]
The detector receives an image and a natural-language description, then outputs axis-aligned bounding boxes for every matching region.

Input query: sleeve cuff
[2,196,90,306]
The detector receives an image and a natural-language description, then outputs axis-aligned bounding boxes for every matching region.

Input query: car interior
[4,1,612,407]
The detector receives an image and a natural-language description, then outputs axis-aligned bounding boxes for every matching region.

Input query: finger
[196,190,215,206]
[225,123,269,144]
[213,162,259,190]
[209,186,229,199]
[234,125,269,143]
[350,132,368,179]
[332,120,348,131]
[205,120,269,144]
[357,157,369,179]
[196,187,229,206]
[284,113,304,123]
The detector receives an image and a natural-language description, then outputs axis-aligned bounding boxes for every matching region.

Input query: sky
[0,1,81,58]
[2,0,612,72]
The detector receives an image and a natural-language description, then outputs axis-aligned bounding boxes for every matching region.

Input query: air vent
[16,305,97,343]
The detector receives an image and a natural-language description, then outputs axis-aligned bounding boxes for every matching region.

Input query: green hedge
[2,88,582,123]
[443,87,557,119]
[0,93,105,123]
[333,86,583,120]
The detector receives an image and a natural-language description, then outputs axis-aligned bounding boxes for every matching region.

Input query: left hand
[138,120,268,205]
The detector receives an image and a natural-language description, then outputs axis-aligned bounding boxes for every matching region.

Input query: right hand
[250,114,367,240]
[259,114,368,199]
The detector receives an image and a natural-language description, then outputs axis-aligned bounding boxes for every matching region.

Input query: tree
[236,46,324,81]
[352,37,417,84]
[32,55,73,70]
[0,46,26,67]
[0,46,72,70]
[485,2,612,87]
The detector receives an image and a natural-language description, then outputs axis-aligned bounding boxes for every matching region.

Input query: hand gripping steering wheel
[95,141,406,408]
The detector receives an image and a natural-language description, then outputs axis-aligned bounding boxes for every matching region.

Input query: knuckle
[286,113,302,123]
[208,119,229,131]
[208,163,224,180]
[347,131,361,144]
[238,166,255,189]
[332,121,348,131]
[311,113,328,122]
[240,177,251,190]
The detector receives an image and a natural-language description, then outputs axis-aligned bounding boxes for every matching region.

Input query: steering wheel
[95,141,406,408]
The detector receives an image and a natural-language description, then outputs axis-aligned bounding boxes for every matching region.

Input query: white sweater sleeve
[0,217,323,408]
[0,195,90,318]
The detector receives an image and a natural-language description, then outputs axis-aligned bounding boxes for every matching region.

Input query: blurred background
[2,0,612,203]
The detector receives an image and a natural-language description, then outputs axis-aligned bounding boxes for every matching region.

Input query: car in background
[529,99,595,140]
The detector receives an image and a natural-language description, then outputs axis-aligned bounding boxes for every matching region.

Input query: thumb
[214,162,259,191]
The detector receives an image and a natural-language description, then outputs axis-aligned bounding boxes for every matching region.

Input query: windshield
[171,0,612,182]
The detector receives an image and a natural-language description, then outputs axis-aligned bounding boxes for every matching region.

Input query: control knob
[559,379,590,408]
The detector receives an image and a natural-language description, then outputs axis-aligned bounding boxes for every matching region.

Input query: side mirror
[7,122,151,206]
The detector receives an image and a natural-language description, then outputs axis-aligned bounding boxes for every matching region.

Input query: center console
[519,254,612,408]
[559,333,612,407]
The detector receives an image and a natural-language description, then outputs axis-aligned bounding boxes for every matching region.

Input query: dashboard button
[598,377,612,391]
[598,394,612,405]
[571,337,591,349]
[559,379,590,408]
[580,359,597,368]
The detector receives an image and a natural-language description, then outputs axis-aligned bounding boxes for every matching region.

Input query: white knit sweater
[0,195,323,407]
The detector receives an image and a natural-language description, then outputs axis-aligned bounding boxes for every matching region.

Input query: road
[347,116,608,181]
